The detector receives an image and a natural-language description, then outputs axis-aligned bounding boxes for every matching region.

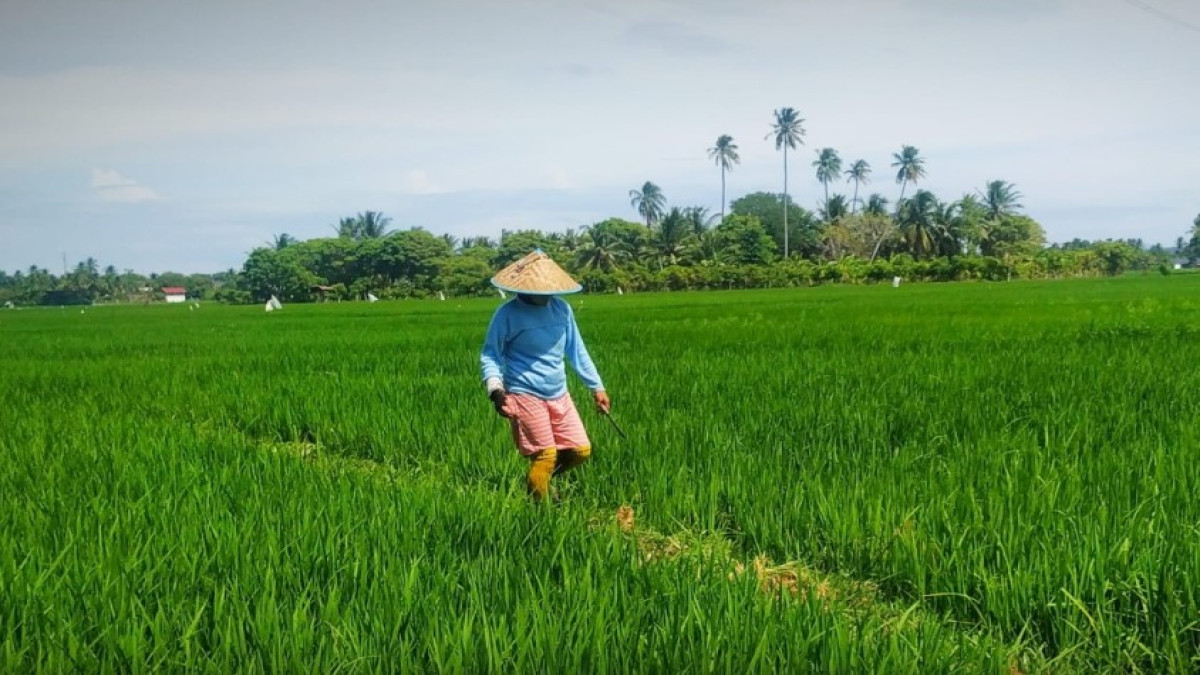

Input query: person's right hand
[489,390,510,418]
[593,390,611,414]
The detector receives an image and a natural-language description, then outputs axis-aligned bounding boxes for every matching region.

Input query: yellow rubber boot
[554,446,592,476]
[527,447,558,501]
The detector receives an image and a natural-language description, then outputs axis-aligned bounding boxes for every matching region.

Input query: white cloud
[90,168,161,203]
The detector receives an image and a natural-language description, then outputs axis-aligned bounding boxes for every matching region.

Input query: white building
[163,287,187,303]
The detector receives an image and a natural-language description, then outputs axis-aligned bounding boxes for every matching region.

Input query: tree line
[212,199,1184,303]
[0,261,230,306]
[2,205,1188,307]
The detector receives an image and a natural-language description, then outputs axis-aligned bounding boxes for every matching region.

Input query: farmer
[480,250,610,502]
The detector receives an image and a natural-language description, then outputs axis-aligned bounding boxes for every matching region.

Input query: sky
[1,0,1198,274]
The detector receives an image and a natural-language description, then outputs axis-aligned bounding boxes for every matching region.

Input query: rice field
[3,276,1199,672]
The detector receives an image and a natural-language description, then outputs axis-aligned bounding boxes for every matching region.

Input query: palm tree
[707,135,740,220]
[336,217,359,239]
[844,160,872,214]
[694,230,729,266]
[69,260,100,295]
[933,200,963,257]
[102,265,119,298]
[628,236,657,267]
[863,193,890,217]
[891,146,926,206]
[335,212,391,240]
[357,211,392,239]
[953,194,989,254]
[820,195,850,224]
[820,195,851,259]
[441,233,459,251]
[272,233,296,250]
[978,180,1024,220]
[575,227,630,272]
[629,182,667,228]
[558,229,582,254]
[655,208,694,268]
[683,206,718,235]
[766,107,806,258]
[461,236,497,250]
[897,190,942,259]
[813,148,842,206]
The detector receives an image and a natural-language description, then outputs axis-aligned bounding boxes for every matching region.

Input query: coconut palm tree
[629,182,667,228]
[707,135,740,220]
[891,146,926,208]
[272,233,296,250]
[683,206,719,235]
[863,193,890,217]
[557,229,582,255]
[933,200,964,257]
[820,195,850,224]
[766,107,806,258]
[844,160,872,214]
[335,217,359,239]
[978,180,1024,220]
[813,148,842,206]
[102,265,119,297]
[952,194,989,254]
[694,230,729,266]
[575,227,630,272]
[655,207,694,267]
[461,236,497,250]
[357,211,392,239]
[897,190,942,259]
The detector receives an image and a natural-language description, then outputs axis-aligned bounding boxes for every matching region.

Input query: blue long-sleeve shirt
[480,296,604,399]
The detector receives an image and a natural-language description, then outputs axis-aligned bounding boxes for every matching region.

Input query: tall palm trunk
[720,167,726,221]
[782,145,789,259]
[851,180,860,215]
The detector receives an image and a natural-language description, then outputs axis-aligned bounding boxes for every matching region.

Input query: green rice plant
[4,275,1200,670]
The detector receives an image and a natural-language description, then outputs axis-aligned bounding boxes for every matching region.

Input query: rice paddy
[3,276,1199,672]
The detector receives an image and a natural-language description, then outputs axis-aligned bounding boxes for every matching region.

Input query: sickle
[601,411,628,440]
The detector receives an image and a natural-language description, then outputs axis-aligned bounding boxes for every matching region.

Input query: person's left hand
[593,390,611,414]
[490,389,511,418]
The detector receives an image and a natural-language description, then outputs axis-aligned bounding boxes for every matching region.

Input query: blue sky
[1,0,1198,273]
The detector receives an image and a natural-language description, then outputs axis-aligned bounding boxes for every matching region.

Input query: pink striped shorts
[503,392,591,456]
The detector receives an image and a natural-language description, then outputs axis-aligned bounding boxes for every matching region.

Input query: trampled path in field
[257,434,1040,673]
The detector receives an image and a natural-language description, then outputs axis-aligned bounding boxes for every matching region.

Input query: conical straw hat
[491,250,582,295]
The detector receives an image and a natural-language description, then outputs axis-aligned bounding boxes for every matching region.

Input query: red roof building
[162,287,188,303]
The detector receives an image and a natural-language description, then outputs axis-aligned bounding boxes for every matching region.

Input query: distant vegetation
[2,206,1190,306]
